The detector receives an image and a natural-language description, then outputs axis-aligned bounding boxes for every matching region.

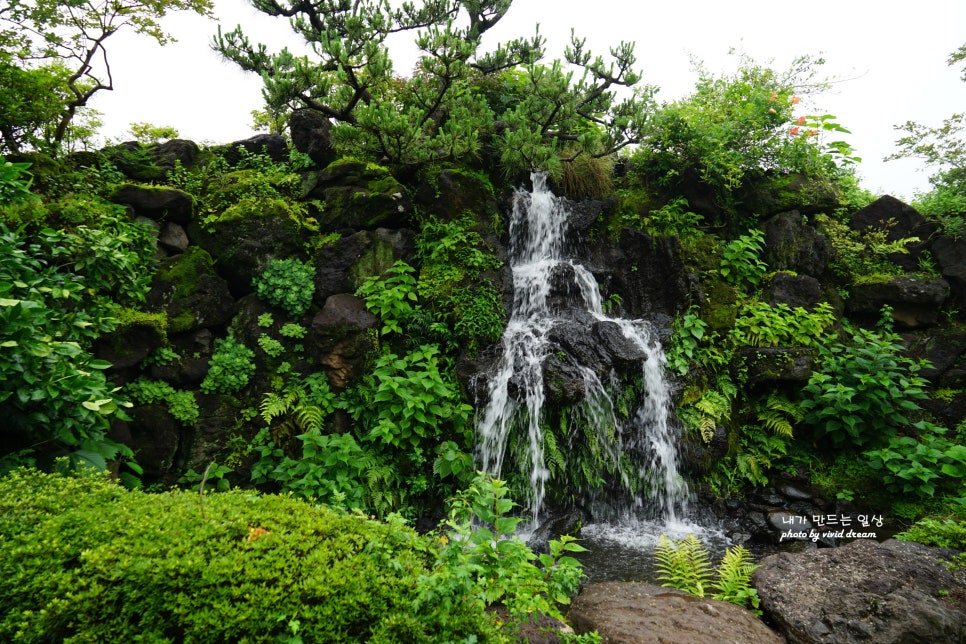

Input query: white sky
[91,0,966,201]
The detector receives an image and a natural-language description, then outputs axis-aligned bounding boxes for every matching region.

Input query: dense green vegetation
[2,0,966,636]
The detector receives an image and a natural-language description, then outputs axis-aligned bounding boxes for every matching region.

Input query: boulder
[309,294,379,389]
[845,276,949,329]
[737,347,817,385]
[110,184,194,225]
[568,582,782,643]
[126,404,181,479]
[762,210,830,277]
[931,235,966,303]
[220,133,288,165]
[145,247,236,334]
[158,221,189,253]
[303,158,413,231]
[182,393,242,476]
[753,539,966,644]
[849,195,935,271]
[313,228,416,303]
[93,314,167,372]
[586,228,690,320]
[764,272,824,309]
[289,108,336,168]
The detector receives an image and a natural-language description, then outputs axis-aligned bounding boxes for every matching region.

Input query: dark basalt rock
[754,539,966,644]
[846,276,949,329]
[220,133,288,165]
[145,246,236,334]
[764,272,824,309]
[303,158,413,231]
[309,294,379,390]
[586,227,690,320]
[110,184,194,225]
[762,210,830,277]
[738,347,817,385]
[313,228,416,303]
[289,108,336,168]
[569,582,782,643]
[849,195,936,271]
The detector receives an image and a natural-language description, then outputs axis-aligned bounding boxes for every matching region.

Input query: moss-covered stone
[304,158,413,231]
[146,247,235,334]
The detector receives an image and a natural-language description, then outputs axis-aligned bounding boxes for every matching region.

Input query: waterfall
[476,173,690,527]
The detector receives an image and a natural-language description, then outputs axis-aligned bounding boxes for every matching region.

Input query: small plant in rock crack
[253,258,315,318]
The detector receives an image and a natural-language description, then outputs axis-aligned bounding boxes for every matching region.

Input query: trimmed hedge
[0,468,501,642]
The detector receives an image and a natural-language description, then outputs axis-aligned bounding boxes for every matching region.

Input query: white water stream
[476,173,692,532]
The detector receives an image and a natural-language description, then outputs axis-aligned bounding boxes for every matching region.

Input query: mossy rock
[413,168,500,227]
[314,228,416,303]
[189,195,308,295]
[146,246,235,334]
[304,158,413,231]
[92,308,168,371]
[700,279,738,333]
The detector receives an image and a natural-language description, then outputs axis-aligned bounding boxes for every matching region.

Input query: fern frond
[260,392,291,423]
[654,534,714,597]
[757,409,794,438]
[295,404,325,432]
[699,415,716,444]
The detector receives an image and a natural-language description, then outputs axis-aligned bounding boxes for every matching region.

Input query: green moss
[154,247,214,333]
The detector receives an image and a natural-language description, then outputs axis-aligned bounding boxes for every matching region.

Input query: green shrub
[125,377,199,427]
[200,336,256,394]
[801,322,930,448]
[865,421,966,498]
[0,467,501,642]
[253,258,315,318]
[719,230,767,291]
[729,301,835,348]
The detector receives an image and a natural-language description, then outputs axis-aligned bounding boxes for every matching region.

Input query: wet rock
[309,294,379,389]
[849,195,935,271]
[541,352,587,406]
[145,247,235,334]
[846,276,949,329]
[762,210,830,277]
[93,315,166,372]
[126,404,181,479]
[110,184,194,225]
[738,347,817,385]
[754,539,966,644]
[313,228,416,303]
[289,108,336,168]
[586,228,690,320]
[593,320,648,368]
[183,393,241,475]
[569,582,782,643]
[158,221,189,253]
[931,235,966,304]
[304,158,413,231]
[764,272,824,309]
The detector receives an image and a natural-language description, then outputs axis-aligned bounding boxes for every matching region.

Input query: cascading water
[476,173,691,531]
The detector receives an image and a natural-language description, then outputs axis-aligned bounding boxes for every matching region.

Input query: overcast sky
[91,0,966,200]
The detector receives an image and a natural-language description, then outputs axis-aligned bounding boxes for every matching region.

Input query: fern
[655,535,761,614]
[712,545,761,614]
[654,534,715,597]
[757,393,803,438]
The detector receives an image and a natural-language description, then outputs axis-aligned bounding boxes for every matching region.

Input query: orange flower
[769,108,777,114]
[808,129,818,137]
[791,96,800,104]
[789,126,800,136]
[770,92,778,101]
[247,527,270,541]
[796,116,807,125]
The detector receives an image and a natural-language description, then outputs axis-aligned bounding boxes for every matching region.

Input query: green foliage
[865,421,966,498]
[200,336,256,395]
[630,53,841,221]
[0,467,501,642]
[629,196,703,238]
[257,333,286,358]
[424,473,587,621]
[349,345,474,451]
[0,157,38,203]
[257,311,274,327]
[719,229,767,291]
[730,301,835,348]
[0,217,156,472]
[127,121,179,144]
[358,261,420,336]
[654,534,760,613]
[801,322,931,448]
[415,215,505,351]
[253,258,316,318]
[141,345,180,367]
[0,0,212,152]
[280,322,307,339]
[216,1,652,171]
[896,518,966,551]
[816,213,919,281]
[125,377,199,427]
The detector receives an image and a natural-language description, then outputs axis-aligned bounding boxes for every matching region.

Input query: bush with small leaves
[0,467,502,642]
[200,336,256,395]
[253,258,315,318]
